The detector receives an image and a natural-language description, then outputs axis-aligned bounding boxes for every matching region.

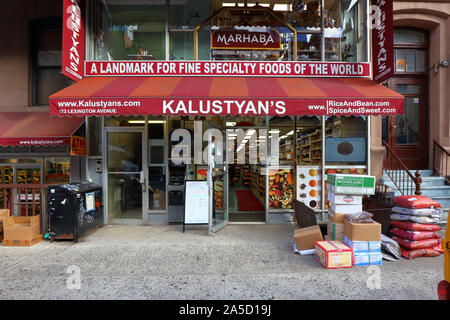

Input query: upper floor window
[394,29,428,74]
[89,0,369,63]
[31,18,69,106]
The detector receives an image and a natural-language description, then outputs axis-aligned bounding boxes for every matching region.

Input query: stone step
[381,176,446,187]
[383,169,434,177]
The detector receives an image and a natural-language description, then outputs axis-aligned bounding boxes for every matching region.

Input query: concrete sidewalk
[0,224,445,300]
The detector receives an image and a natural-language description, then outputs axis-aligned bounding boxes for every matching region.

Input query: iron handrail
[382,140,422,196]
[433,140,450,185]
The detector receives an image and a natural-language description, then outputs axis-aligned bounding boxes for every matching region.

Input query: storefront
[0,112,86,227]
[49,0,403,233]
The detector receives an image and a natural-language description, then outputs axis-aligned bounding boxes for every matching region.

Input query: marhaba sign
[211,28,281,50]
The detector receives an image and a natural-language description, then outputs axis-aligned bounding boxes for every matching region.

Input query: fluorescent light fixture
[127,120,166,124]
[286,130,294,136]
[127,120,146,124]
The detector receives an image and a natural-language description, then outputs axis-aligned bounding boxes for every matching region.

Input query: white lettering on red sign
[85,61,370,78]
[162,100,286,116]
[67,0,81,74]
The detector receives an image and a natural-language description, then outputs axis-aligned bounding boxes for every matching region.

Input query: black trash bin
[47,181,103,242]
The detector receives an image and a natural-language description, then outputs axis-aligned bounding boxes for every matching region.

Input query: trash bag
[381,234,402,259]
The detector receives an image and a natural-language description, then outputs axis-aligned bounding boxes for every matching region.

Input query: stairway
[381,169,449,222]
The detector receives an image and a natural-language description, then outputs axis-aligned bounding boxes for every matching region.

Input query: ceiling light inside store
[127,120,166,124]
[273,4,291,11]
[222,2,270,7]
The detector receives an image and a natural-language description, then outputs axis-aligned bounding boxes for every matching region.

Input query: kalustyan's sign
[371,0,394,83]
[62,0,85,82]
[211,28,281,50]
[50,97,404,118]
[85,61,372,78]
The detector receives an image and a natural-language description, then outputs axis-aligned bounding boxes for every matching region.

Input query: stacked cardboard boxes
[344,219,382,266]
[326,174,375,242]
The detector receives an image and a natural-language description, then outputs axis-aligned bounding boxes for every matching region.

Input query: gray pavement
[0,224,445,300]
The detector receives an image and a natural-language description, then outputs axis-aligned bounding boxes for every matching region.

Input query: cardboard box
[344,220,381,242]
[369,252,383,265]
[328,210,346,224]
[344,235,369,252]
[328,192,362,205]
[0,209,10,234]
[330,203,363,214]
[344,236,381,253]
[353,251,370,266]
[152,189,166,210]
[315,240,353,269]
[294,225,323,251]
[327,220,344,241]
[2,215,41,241]
[352,251,383,266]
[326,174,376,195]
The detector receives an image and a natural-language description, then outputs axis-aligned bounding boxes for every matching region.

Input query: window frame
[30,17,65,106]
[393,28,429,76]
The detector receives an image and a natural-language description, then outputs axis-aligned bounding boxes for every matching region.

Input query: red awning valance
[50,76,404,117]
[0,112,84,147]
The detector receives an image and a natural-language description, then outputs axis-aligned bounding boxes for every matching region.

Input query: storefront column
[370,115,384,179]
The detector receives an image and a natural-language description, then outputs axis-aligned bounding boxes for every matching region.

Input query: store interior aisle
[228,185,265,222]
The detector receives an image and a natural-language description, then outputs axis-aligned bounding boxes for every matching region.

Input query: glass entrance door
[207,125,228,234]
[105,129,146,223]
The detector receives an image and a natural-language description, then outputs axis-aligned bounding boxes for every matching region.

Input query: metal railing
[433,140,450,185]
[382,141,422,196]
[0,184,51,217]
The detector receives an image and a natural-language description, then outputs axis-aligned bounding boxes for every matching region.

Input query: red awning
[50,76,404,117]
[0,112,84,147]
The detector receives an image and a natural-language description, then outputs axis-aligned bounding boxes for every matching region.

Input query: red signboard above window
[49,76,404,118]
[62,0,85,82]
[211,28,281,50]
[85,61,371,78]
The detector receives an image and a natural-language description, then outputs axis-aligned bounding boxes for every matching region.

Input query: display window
[89,0,369,63]
[325,116,367,165]
[44,158,70,185]
[92,0,166,61]
[88,117,102,157]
